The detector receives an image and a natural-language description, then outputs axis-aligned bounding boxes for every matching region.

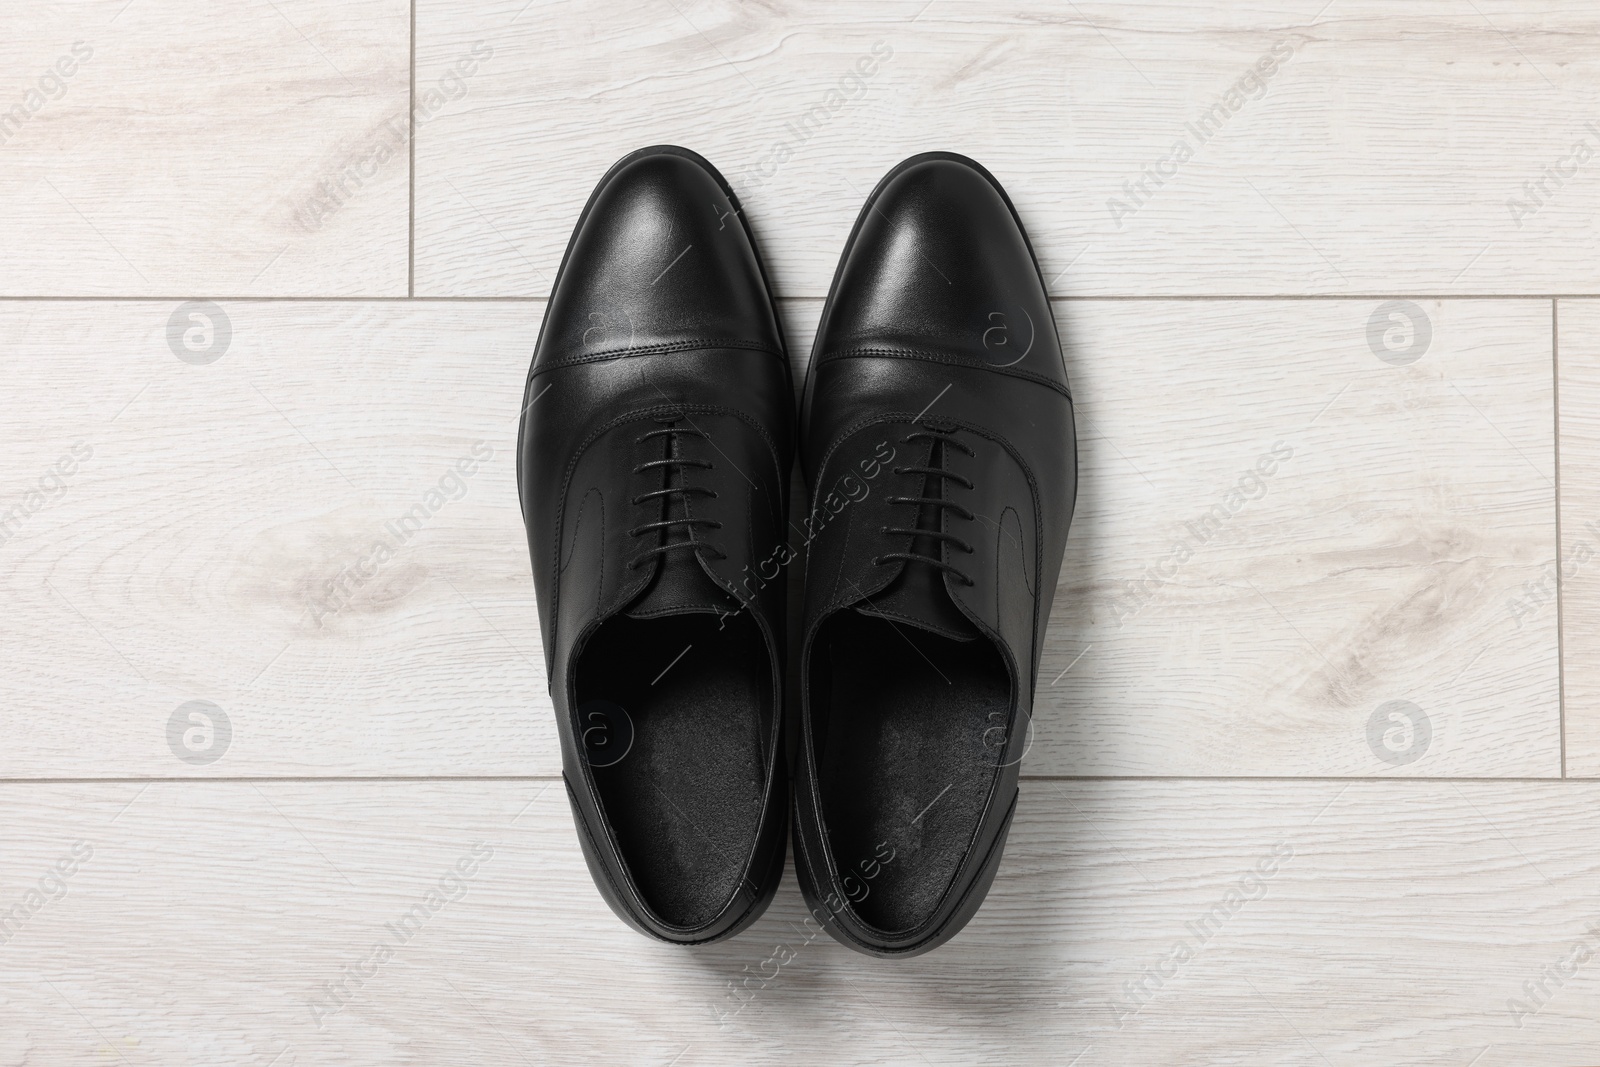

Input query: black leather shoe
[517,146,792,944]
[793,153,1076,957]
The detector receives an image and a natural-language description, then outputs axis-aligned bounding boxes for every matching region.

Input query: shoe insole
[814,610,1009,933]
[575,612,769,928]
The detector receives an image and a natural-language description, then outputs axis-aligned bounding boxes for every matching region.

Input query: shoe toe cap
[539,146,783,364]
[818,153,1063,383]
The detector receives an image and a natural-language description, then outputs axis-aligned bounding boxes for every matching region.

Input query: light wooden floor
[3,2,1599,1064]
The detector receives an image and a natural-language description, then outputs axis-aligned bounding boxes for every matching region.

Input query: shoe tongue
[623,550,733,618]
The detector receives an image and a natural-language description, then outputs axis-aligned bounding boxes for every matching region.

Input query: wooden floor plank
[0,298,1556,777]
[1556,299,1600,776]
[1,6,1588,1064]
[413,1,1600,298]
[1046,298,1558,776]
[0,780,1596,1065]
[0,0,410,296]
[0,301,540,777]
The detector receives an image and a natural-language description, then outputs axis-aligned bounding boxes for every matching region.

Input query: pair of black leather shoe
[517,146,1075,957]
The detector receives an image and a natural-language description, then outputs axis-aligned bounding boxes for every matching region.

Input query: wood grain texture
[1557,299,1600,777]
[1044,298,1559,776]
[0,7,1586,1065]
[0,0,410,297]
[412,0,1600,298]
[0,301,542,777]
[1,780,1597,1065]
[0,299,1557,778]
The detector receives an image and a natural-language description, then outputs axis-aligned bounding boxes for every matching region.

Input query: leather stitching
[530,338,785,379]
[996,504,1031,599]
[858,604,975,643]
[994,506,1035,697]
[746,475,760,607]
[816,345,1071,398]
[559,487,604,575]
[827,500,856,607]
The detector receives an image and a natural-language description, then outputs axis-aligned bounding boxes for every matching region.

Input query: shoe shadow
[675,828,1090,1050]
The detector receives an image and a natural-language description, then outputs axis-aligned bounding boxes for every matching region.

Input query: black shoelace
[872,427,976,587]
[626,420,726,571]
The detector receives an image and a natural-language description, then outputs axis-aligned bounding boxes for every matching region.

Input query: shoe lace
[626,418,726,570]
[872,427,976,587]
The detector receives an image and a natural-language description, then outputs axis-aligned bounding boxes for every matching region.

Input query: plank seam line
[1554,297,1566,778]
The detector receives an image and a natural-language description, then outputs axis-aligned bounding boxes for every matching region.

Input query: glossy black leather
[794,153,1076,957]
[517,146,792,944]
